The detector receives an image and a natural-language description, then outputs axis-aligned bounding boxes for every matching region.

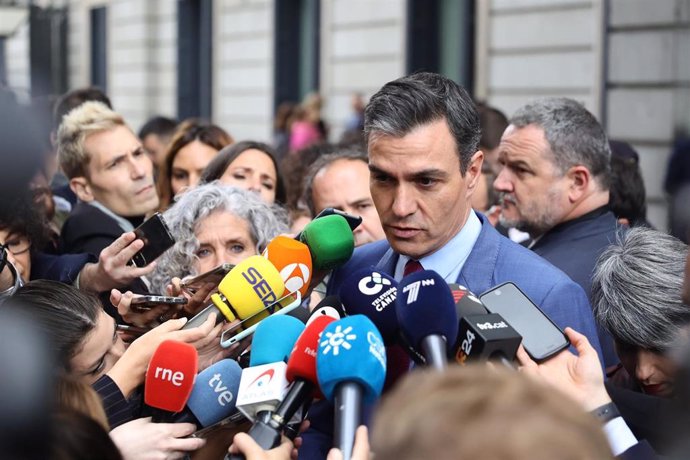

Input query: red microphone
[145,340,198,422]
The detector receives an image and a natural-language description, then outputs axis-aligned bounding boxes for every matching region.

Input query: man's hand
[228,433,294,460]
[517,327,611,411]
[79,232,156,293]
[109,417,205,459]
[327,426,370,460]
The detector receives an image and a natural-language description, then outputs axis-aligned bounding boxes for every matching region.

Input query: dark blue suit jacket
[299,213,603,459]
[531,208,624,367]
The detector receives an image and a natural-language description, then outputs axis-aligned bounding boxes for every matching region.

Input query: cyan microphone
[172,359,243,429]
[225,315,336,460]
[236,315,305,422]
[338,268,399,344]
[317,315,387,460]
[144,340,198,422]
[396,270,458,370]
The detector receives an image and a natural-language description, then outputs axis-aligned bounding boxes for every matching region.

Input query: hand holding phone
[129,295,188,313]
[179,263,234,294]
[130,213,175,267]
[479,282,570,361]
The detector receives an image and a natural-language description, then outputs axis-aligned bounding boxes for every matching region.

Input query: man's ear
[465,150,484,197]
[566,166,590,203]
[70,177,94,202]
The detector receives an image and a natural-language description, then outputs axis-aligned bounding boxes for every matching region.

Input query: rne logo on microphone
[320,325,356,356]
[280,263,310,293]
[358,272,391,296]
[402,278,434,304]
[154,367,185,387]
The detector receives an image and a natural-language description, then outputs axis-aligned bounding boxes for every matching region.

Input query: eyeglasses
[0,235,31,256]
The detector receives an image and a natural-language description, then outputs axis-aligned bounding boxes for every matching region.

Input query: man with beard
[493,97,620,368]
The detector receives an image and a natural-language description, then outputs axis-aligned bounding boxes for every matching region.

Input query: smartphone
[479,282,570,361]
[313,208,362,232]
[129,295,188,312]
[131,213,175,267]
[180,263,235,293]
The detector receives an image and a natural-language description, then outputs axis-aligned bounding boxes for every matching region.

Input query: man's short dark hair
[364,72,481,173]
[609,140,647,226]
[138,116,178,140]
[476,102,508,151]
[53,87,112,132]
[302,149,368,215]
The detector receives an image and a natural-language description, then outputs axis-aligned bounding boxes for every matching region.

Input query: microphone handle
[183,303,225,330]
[334,381,363,460]
[421,335,448,371]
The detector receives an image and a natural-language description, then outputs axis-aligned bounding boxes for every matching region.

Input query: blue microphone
[396,270,458,370]
[317,315,386,460]
[249,315,305,366]
[338,268,399,344]
[172,359,243,428]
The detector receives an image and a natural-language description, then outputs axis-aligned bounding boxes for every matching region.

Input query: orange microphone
[262,236,313,298]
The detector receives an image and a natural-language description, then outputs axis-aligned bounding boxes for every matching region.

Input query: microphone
[184,255,285,330]
[172,359,243,428]
[236,315,305,422]
[317,315,387,460]
[453,313,522,367]
[225,315,336,460]
[262,236,312,298]
[396,270,458,370]
[298,215,354,271]
[307,295,345,325]
[144,340,198,422]
[448,283,488,318]
[338,268,399,344]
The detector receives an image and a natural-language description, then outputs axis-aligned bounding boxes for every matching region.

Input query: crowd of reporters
[0,71,689,460]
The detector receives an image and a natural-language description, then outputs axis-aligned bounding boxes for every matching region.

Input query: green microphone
[298,214,354,271]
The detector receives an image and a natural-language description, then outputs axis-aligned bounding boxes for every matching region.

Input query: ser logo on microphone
[242,266,279,308]
[402,278,435,304]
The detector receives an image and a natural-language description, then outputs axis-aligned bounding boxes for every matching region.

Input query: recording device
[130,212,175,267]
[236,315,305,422]
[129,295,188,312]
[310,208,363,233]
[338,268,399,344]
[262,236,313,297]
[307,295,345,325]
[144,340,198,422]
[317,315,387,460]
[396,270,458,370]
[448,283,487,318]
[182,255,285,330]
[298,215,354,271]
[226,315,336,460]
[172,359,243,429]
[180,263,235,293]
[479,282,570,361]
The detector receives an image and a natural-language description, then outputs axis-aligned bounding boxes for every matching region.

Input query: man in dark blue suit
[493,98,621,368]
[299,73,602,459]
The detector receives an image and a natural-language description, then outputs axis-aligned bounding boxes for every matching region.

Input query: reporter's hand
[80,232,156,293]
[228,432,293,460]
[106,314,218,397]
[109,417,205,460]
[196,319,250,370]
[167,277,216,317]
[327,426,370,460]
[112,289,182,328]
[517,327,611,411]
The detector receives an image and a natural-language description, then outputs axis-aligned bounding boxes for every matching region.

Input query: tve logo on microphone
[402,277,435,304]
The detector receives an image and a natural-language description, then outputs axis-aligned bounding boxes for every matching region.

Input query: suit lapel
[375,247,398,275]
[457,214,500,294]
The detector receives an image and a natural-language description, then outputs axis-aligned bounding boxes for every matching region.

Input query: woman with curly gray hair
[148,182,288,295]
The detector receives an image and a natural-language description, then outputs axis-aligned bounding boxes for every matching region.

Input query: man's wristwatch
[590,401,620,423]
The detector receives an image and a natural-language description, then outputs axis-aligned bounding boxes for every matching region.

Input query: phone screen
[131,213,175,267]
[180,263,234,292]
[479,282,569,361]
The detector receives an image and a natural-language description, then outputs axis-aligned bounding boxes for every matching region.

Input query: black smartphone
[180,263,235,293]
[479,282,570,361]
[129,295,187,312]
[131,212,175,267]
[313,208,362,232]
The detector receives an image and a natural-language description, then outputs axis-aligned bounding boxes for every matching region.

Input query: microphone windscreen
[286,315,336,385]
[338,268,398,344]
[396,270,458,352]
[145,340,198,413]
[307,295,345,326]
[287,305,311,324]
[448,283,488,318]
[186,359,242,427]
[249,315,305,366]
[299,215,354,271]
[214,255,285,324]
[263,236,313,297]
[316,315,386,404]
